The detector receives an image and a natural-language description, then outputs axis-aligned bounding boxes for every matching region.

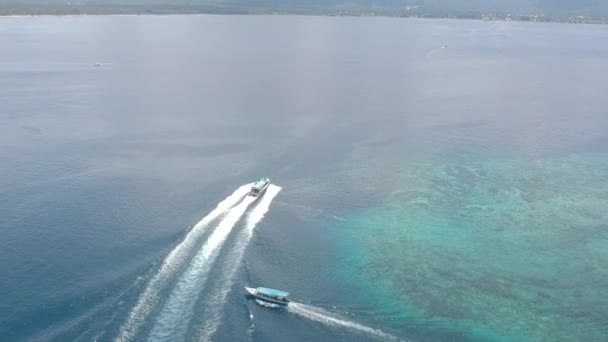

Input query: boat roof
[257,287,289,297]
[252,178,269,189]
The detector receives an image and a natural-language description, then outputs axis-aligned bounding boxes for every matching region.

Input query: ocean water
[1,14,608,342]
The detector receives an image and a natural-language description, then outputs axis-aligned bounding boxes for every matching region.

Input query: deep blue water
[1,14,608,342]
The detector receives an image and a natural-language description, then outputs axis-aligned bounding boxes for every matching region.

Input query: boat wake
[196,185,282,341]
[148,194,256,341]
[115,184,251,341]
[254,299,281,309]
[246,307,256,341]
[287,303,401,342]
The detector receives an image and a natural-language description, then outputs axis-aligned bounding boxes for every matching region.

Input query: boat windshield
[253,179,268,189]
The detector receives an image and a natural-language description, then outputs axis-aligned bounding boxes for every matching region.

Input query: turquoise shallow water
[335,153,608,341]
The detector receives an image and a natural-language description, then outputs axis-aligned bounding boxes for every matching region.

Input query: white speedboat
[249,178,270,197]
[245,286,289,306]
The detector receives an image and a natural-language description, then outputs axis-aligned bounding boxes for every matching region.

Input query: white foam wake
[148,195,256,341]
[115,184,251,342]
[287,303,401,342]
[196,185,282,341]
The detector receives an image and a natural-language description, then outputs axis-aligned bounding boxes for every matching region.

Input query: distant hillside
[1,0,608,20]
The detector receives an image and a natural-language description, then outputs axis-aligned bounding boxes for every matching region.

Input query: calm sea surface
[1,14,608,342]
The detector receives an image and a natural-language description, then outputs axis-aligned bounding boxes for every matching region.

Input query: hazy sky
[2,0,607,16]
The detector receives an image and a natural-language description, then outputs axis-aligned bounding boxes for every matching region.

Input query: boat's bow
[244,287,256,296]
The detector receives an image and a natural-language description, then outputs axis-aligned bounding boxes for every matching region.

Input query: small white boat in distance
[249,178,270,197]
[245,286,290,306]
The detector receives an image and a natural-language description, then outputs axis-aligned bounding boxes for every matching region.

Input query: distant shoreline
[0,7,606,25]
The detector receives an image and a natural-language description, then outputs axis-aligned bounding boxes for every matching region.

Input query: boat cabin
[252,287,290,304]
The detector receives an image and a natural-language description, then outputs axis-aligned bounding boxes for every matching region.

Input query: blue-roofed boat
[245,286,290,305]
[249,178,270,197]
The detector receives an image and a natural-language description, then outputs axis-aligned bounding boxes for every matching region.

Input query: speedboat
[249,178,270,197]
[245,286,290,306]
